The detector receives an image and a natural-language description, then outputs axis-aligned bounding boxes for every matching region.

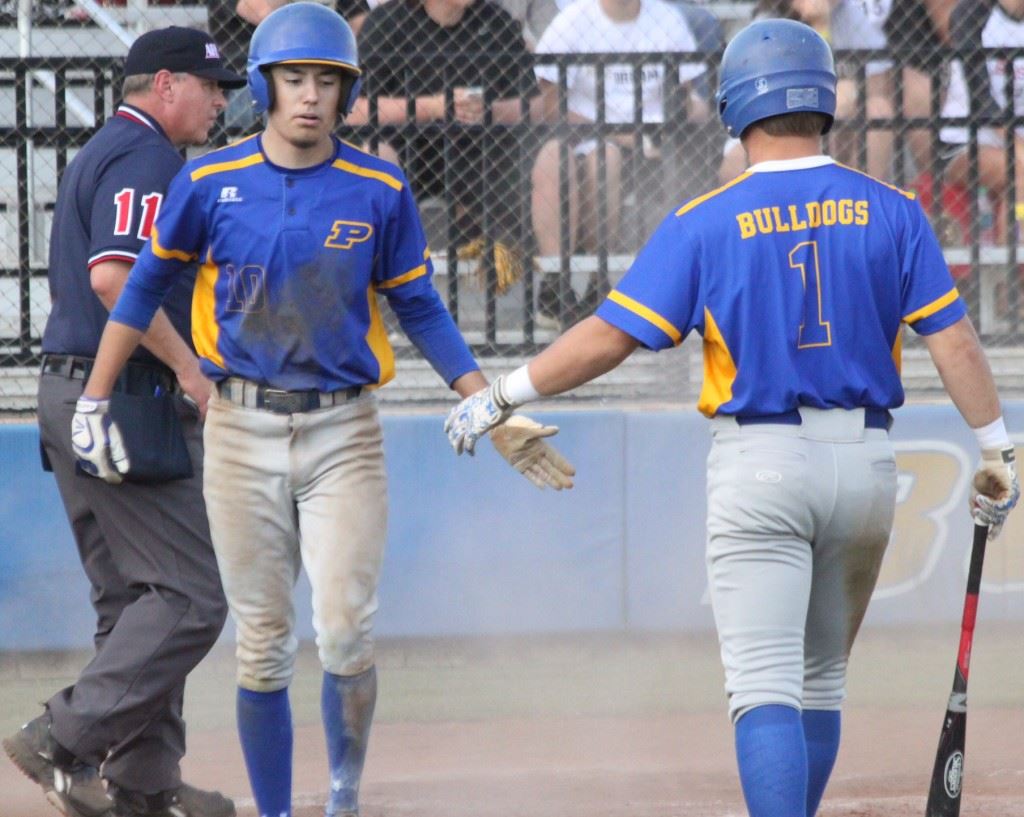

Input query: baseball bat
[924,521,990,817]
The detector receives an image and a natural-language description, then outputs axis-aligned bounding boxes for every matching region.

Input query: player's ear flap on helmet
[257,65,363,118]
[715,18,837,139]
[247,1,361,115]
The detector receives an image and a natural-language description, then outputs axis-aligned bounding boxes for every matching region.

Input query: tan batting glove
[489,414,575,490]
[970,445,1020,539]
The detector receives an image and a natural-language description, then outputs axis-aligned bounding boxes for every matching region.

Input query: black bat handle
[924,522,990,817]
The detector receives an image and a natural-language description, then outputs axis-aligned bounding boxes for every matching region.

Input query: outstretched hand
[489,415,575,490]
[444,378,514,454]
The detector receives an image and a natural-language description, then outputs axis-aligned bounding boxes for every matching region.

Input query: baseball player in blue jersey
[71,5,573,817]
[445,19,1019,817]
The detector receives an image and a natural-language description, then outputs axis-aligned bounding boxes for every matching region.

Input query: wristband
[502,365,541,406]
[974,417,1011,450]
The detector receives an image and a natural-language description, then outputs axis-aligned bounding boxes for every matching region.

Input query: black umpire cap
[125,26,246,88]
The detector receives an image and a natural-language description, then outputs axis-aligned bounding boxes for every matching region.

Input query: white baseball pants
[203,390,387,691]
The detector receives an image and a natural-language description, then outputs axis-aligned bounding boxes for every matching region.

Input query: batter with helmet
[444,18,1018,817]
[73,4,574,817]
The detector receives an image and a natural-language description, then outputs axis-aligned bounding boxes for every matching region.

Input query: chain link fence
[2,0,1024,412]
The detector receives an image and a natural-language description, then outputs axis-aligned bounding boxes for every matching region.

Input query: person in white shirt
[939,0,1024,245]
[530,0,708,328]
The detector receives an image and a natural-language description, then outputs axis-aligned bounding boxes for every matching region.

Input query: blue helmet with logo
[715,19,836,139]
[247,1,362,115]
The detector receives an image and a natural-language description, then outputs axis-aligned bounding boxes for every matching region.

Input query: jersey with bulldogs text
[595,156,966,418]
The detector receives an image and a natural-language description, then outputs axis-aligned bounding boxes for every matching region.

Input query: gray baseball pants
[37,371,227,794]
[705,407,897,722]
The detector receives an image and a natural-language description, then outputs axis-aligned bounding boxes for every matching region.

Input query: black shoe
[109,783,235,817]
[2,712,113,817]
[536,275,577,330]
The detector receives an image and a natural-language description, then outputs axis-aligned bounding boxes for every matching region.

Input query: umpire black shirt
[41,104,196,363]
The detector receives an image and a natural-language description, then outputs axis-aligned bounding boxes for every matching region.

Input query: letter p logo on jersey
[325,220,373,250]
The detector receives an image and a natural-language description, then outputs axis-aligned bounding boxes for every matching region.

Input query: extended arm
[924,316,1019,535]
[444,315,640,454]
[91,260,210,413]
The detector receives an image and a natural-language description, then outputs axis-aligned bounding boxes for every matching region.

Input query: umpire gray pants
[37,372,228,794]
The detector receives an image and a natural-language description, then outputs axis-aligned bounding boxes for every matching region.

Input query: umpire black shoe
[109,783,235,817]
[2,712,113,817]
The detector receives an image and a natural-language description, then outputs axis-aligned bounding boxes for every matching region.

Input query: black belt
[216,378,363,414]
[735,408,892,431]
[42,354,176,394]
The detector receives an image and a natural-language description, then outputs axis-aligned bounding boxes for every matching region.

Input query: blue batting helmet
[715,19,836,139]
[247,2,362,115]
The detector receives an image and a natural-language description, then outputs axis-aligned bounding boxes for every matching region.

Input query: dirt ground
[1,626,1022,817]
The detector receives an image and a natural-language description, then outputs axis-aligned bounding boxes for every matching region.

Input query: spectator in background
[717,0,896,183]
[207,0,371,133]
[352,0,538,295]
[882,0,955,189]
[530,0,709,329]
[939,0,1024,246]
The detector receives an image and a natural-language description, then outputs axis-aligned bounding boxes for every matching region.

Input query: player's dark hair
[748,112,832,138]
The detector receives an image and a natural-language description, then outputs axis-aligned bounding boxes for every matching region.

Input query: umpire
[3,27,243,817]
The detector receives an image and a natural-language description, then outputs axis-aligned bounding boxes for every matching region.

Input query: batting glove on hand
[71,396,130,484]
[489,415,575,490]
[970,445,1020,538]
[444,376,516,455]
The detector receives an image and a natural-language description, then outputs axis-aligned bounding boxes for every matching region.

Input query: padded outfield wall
[1,403,1023,651]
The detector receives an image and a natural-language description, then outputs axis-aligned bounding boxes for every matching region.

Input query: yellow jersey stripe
[332,158,402,191]
[190,152,265,182]
[607,289,682,344]
[377,263,427,290]
[835,162,917,200]
[364,284,396,387]
[192,250,225,370]
[891,325,903,376]
[903,287,960,324]
[676,172,752,217]
[151,226,197,262]
[697,308,738,417]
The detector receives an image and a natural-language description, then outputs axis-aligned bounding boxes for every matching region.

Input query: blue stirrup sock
[802,709,841,816]
[322,666,377,816]
[734,704,807,817]
[237,686,293,817]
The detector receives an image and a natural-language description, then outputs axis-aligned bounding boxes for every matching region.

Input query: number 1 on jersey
[788,240,832,349]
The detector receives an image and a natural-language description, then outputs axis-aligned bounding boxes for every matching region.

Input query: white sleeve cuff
[503,364,541,406]
[974,417,1011,450]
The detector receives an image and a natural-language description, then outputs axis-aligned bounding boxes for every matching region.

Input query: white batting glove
[489,415,575,490]
[444,376,517,455]
[71,396,130,484]
[970,445,1019,539]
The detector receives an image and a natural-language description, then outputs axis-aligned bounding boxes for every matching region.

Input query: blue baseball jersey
[112,135,477,391]
[42,104,195,362]
[595,156,966,417]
